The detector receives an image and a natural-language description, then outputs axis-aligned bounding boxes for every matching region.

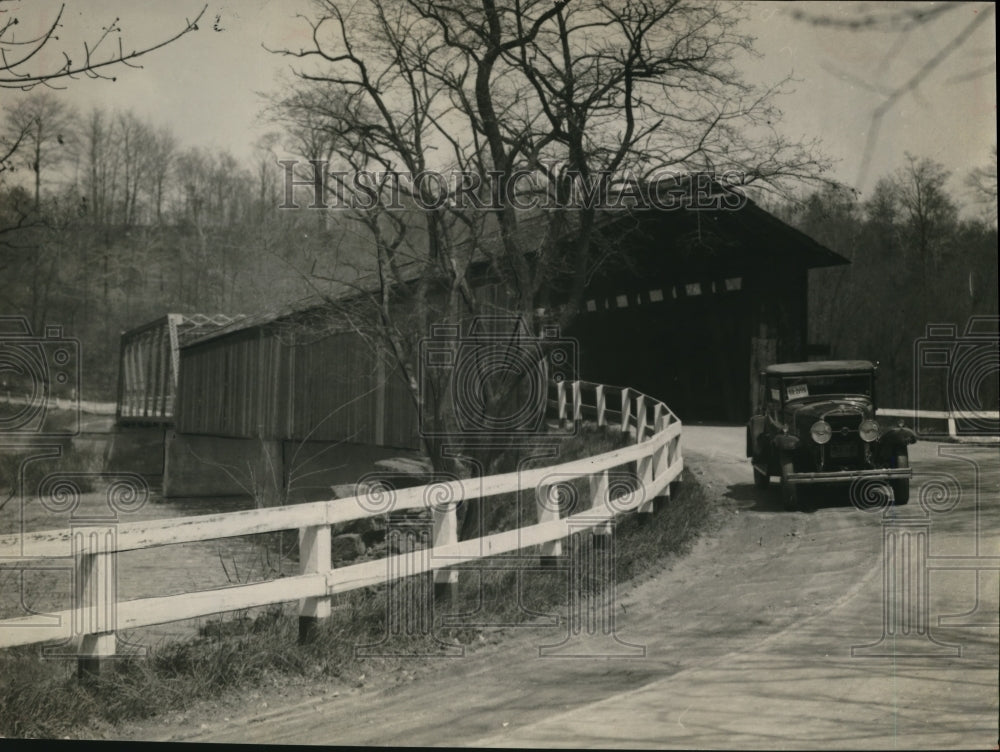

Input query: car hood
[787,397,873,431]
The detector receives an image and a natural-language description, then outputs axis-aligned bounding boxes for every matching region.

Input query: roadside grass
[0,424,714,739]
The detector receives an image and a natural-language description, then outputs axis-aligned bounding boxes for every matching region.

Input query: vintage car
[746,360,915,509]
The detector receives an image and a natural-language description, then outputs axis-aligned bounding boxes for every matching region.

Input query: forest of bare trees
[0,92,374,396]
[0,82,995,410]
[777,151,998,409]
[0,0,995,416]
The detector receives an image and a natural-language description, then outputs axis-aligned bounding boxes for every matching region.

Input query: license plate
[829,444,857,458]
[786,384,809,400]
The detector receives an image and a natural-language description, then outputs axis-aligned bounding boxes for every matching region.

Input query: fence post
[75,525,117,680]
[589,470,611,536]
[595,385,606,427]
[635,394,646,444]
[432,502,459,602]
[73,525,118,679]
[536,484,562,567]
[947,413,958,440]
[667,417,682,477]
[620,388,631,434]
[637,452,654,516]
[653,415,672,512]
[572,380,582,426]
[557,380,568,428]
[298,524,331,643]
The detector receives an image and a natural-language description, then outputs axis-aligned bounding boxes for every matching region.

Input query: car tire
[753,465,770,488]
[779,452,798,510]
[891,448,910,505]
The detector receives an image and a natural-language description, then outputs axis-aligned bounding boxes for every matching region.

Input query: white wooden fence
[0,379,683,671]
[0,394,117,416]
[879,407,1000,442]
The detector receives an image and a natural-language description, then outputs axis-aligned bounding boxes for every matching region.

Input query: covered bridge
[116,183,847,497]
[568,196,847,422]
[116,313,245,425]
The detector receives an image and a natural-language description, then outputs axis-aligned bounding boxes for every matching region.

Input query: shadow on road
[725,481,861,514]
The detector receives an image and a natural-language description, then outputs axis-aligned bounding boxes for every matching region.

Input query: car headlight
[859,419,880,442]
[810,420,832,444]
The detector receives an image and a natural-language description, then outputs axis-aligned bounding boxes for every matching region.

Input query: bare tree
[146,126,178,225]
[1,91,77,209]
[965,145,998,222]
[116,110,155,226]
[788,2,996,190]
[894,153,959,280]
[267,0,831,493]
[0,2,206,90]
[0,0,208,204]
[78,108,117,225]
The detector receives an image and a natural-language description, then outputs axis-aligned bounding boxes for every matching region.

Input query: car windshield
[781,373,873,401]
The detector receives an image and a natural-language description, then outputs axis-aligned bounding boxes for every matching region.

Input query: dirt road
[117,426,1000,748]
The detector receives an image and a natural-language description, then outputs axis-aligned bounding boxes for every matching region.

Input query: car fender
[773,433,800,453]
[881,426,917,446]
[747,415,768,457]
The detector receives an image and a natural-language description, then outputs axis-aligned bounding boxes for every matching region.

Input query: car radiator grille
[822,416,863,467]
[827,414,862,436]
[825,438,861,464]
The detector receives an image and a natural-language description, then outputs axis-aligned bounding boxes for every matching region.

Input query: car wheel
[753,465,770,488]
[779,452,798,510]
[891,448,910,505]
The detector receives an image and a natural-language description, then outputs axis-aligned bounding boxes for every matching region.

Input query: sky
[0,0,996,208]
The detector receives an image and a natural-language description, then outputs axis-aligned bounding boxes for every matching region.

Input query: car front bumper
[785,467,913,484]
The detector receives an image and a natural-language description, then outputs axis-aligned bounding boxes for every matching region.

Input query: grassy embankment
[0,424,716,739]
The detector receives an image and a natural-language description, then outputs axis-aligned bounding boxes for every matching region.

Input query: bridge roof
[764,360,876,376]
[178,175,848,349]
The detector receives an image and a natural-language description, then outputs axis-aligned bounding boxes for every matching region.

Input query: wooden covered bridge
[114,186,847,497]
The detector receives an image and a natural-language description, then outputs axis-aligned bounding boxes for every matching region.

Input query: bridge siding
[177,325,419,449]
[125,194,841,465]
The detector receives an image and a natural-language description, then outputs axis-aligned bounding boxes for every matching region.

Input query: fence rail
[879,407,1000,441]
[0,394,116,416]
[0,379,683,671]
